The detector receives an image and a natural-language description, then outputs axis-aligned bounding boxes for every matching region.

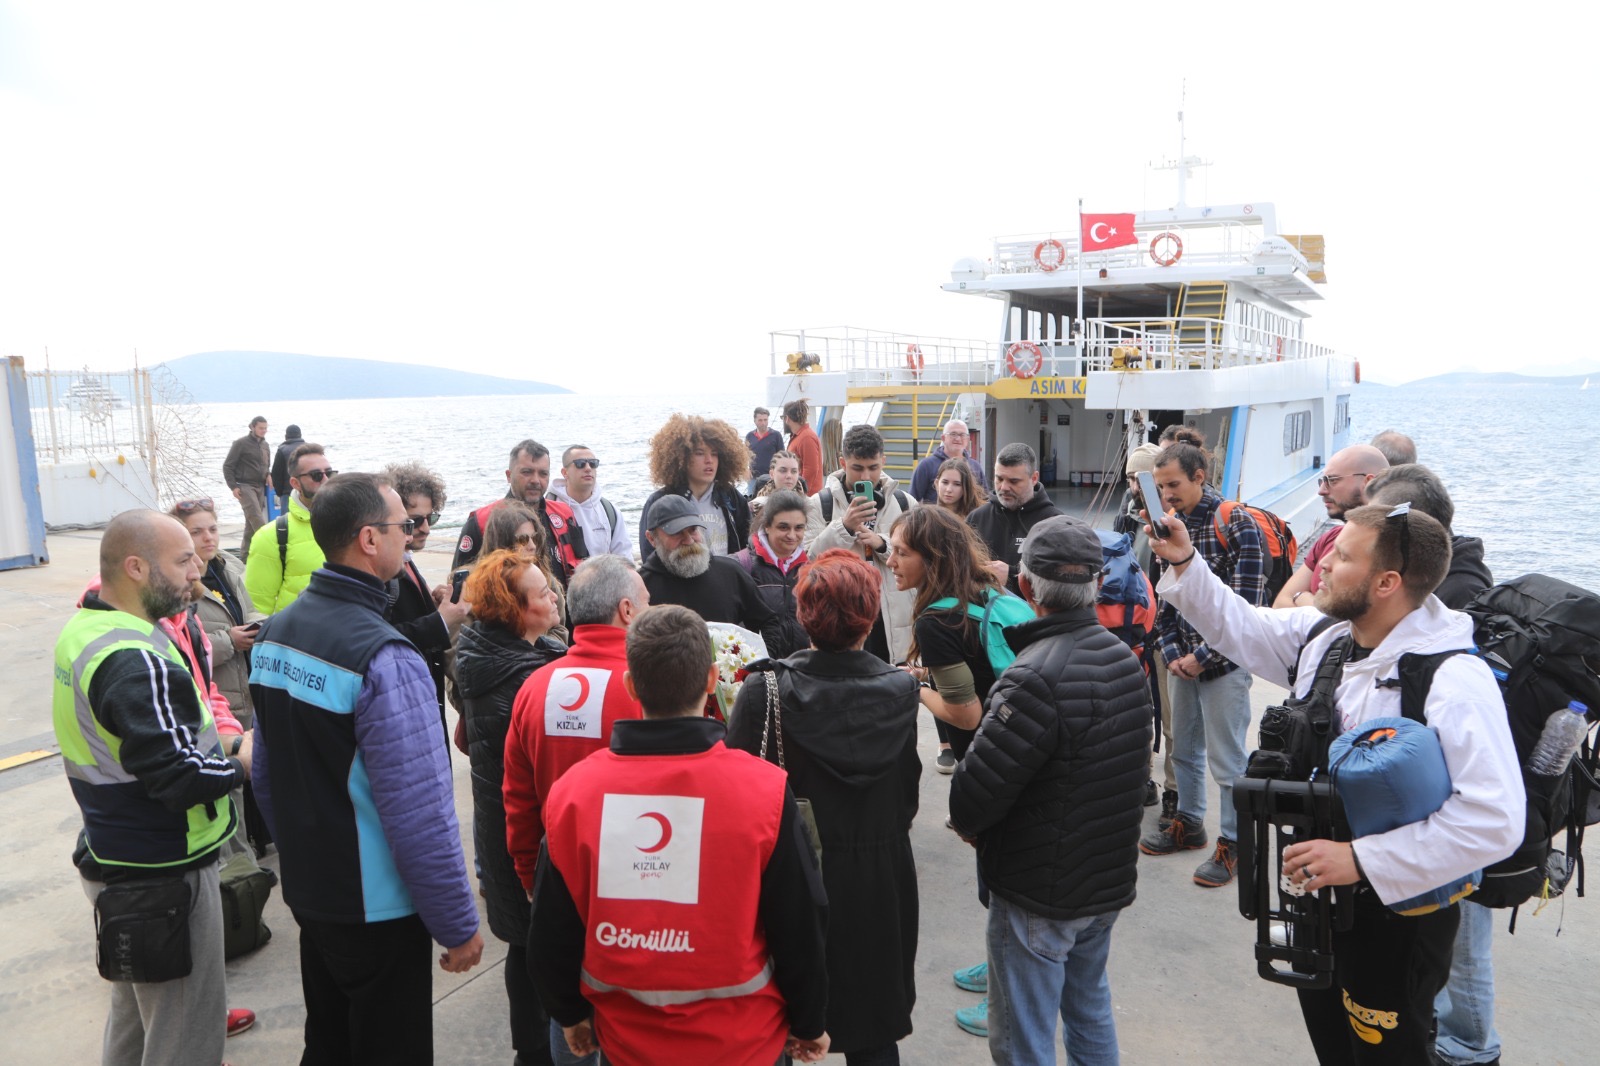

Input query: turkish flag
[1081,213,1138,252]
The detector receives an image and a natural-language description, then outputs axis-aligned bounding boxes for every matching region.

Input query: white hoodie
[547,479,633,560]
[1158,558,1524,907]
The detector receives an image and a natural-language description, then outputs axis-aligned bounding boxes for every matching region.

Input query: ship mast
[1150,85,1210,209]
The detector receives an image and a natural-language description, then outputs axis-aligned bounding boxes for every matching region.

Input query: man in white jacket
[547,445,632,559]
[1145,500,1521,1065]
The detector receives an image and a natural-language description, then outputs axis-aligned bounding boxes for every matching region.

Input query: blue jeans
[1168,667,1253,841]
[549,1020,601,1066]
[1434,900,1500,1064]
[986,895,1120,1066]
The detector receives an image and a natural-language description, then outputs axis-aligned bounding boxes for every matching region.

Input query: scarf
[751,529,806,576]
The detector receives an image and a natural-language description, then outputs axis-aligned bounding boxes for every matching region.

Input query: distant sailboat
[1584,377,1592,390]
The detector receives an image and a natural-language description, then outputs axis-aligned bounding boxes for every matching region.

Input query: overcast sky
[1,2,1587,393]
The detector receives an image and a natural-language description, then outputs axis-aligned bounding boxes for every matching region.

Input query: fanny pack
[95,876,194,983]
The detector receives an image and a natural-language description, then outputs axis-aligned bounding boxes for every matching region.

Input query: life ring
[1354,360,1361,384]
[1033,239,1066,273]
[1005,341,1044,379]
[905,344,925,375]
[1275,336,1284,359]
[1150,232,1183,267]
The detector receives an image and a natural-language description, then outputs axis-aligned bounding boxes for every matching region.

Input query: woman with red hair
[726,549,921,1065]
[453,549,566,1066]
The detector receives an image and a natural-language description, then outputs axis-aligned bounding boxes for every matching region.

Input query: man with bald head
[54,510,249,1065]
[249,473,483,1063]
[910,418,987,503]
[1273,444,1390,608]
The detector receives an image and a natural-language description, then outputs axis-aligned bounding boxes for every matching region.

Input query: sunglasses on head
[569,458,601,470]
[1385,502,1411,576]
[408,512,442,527]
[174,498,214,514]
[299,468,337,483]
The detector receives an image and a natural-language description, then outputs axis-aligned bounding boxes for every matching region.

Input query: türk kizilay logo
[598,794,704,904]
[544,668,609,738]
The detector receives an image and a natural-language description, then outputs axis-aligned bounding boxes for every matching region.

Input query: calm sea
[187,383,1598,592]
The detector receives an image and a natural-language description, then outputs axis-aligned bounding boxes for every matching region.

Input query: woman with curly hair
[640,413,751,561]
[453,548,566,1066]
[931,457,989,519]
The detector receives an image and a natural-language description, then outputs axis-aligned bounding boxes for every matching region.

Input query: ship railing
[990,218,1260,275]
[769,327,995,387]
[1079,318,1335,371]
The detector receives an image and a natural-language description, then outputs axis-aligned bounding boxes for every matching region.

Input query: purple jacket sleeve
[354,643,479,948]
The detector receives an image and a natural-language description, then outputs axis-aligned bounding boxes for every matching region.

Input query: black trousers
[296,913,434,1066]
[506,942,554,1066]
[1296,889,1459,1065]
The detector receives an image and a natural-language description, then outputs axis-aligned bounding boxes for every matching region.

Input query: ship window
[1334,396,1351,434]
[1283,411,1311,454]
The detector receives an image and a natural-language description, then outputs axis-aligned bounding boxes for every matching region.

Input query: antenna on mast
[1149,81,1210,208]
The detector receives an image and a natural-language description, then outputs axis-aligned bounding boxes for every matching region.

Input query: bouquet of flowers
[706,623,767,724]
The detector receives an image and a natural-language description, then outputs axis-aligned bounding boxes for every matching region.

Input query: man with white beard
[638,496,787,653]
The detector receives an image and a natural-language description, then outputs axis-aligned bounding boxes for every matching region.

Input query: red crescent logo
[636,812,672,853]
[457,535,473,554]
[550,515,565,530]
[558,672,590,711]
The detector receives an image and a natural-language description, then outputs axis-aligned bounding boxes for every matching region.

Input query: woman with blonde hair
[640,413,751,560]
[931,457,989,519]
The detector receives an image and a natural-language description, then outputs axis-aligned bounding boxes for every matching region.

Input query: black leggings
[935,717,977,759]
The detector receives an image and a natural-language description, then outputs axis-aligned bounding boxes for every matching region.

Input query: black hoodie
[1437,534,1493,610]
[966,482,1066,594]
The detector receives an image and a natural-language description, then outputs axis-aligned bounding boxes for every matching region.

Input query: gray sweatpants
[81,862,227,1066]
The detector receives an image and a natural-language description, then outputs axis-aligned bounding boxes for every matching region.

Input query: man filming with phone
[806,424,916,664]
[1141,497,1522,1064]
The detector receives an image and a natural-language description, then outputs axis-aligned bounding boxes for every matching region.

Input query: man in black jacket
[967,442,1065,594]
[271,424,307,510]
[949,515,1152,1065]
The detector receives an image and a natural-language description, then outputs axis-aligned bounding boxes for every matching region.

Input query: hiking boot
[1157,789,1178,830]
[952,960,987,993]
[226,1009,255,1038]
[1143,779,1158,806]
[954,997,988,1037]
[1140,813,1207,855]
[936,749,957,775]
[1194,838,1239,887]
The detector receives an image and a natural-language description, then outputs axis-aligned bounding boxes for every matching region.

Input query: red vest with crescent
[543,741,788,1066]
[470,496,585,579]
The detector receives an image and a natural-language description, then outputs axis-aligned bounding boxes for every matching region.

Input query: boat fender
[905,344,924,376]
[1150,232,1183,267]
[1005,341,1044,379]
[1034,239,1066,273]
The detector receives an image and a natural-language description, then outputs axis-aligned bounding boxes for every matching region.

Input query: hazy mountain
[1402,370,1590,388]
[157,351,569,402]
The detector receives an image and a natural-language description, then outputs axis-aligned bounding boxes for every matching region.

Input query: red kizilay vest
[543,741,788,1066]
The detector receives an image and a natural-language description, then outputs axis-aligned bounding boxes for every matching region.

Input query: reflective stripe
[580,959,774,1007]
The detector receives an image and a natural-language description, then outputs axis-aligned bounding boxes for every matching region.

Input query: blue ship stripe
[347,751,414,922]
[249,642,364,714]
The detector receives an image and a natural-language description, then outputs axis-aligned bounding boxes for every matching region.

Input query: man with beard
[245,443,336,613]
[639,495,786,655]
[54,510,249,1065]
[966,443,1064,595]
[452,439,588,581]
[1145,503,1521,1065]
[1273,444,1389,608]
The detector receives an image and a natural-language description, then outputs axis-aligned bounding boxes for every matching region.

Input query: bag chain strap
[759,669,785,769]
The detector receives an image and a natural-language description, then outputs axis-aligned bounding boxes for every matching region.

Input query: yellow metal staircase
[877,393,958,482]
[1176,282,1228,347]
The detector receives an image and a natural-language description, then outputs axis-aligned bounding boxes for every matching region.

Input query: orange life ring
[1005,341,1044,379]
[1033,239,1066,273]
[1354,360,1361,384]
[1275,336,1284,359]
[905,344,925,374]
[1150,232,1183,267]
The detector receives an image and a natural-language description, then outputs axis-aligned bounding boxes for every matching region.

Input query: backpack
[1095,529,1151,654]
[924,587,1036,674]
[600,497,619,536]
[1212,500,1298,602]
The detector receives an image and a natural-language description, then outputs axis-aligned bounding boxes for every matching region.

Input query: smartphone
[242,621,262,632]
[450,568,470,603]
[1136,470,1170,539]
[854,480,874,501]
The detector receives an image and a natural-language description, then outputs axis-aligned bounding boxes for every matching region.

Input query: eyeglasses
[174,497,214,513]
[1385,502,1411,576]
[513,533,538,547]
[408,512,442,527]
[1317,471,1376,490]
[370,519,417,535]
[568,458,601,470]
[299,468,337,483]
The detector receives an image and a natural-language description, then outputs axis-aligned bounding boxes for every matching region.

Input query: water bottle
[1526,701,1591,776]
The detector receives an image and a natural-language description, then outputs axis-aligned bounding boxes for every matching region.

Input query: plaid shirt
[1156,486,1269,680]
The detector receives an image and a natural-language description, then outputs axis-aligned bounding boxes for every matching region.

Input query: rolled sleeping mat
[1328,716,1481,915]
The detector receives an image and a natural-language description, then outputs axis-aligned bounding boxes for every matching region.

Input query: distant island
[156,351,570,402]
[1399,371,1590,388]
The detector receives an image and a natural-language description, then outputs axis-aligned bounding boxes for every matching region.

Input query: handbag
[218,853,275,960]
[94,876,194,983]
[759,670,824,876]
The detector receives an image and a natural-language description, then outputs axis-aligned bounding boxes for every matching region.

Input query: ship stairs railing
[990,218,1260,276]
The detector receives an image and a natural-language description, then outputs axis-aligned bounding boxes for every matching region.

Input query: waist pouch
[95,876,194,983]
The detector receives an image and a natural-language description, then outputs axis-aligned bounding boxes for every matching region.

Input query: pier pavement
[1,527,1589,1063]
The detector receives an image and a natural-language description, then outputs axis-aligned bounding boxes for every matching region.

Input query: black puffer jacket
[454,620,564,944]
[949,607,1152,919]
[731,548,808,659]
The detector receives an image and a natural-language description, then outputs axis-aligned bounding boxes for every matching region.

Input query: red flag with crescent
[1081,213,1138,252]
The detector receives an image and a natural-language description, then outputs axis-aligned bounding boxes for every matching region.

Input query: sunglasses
[1385,502,1411,576]
[299,468,337,483]
[408,512,442,527]
[513,532,538,547]
[568,458,601,470]
[371,519,417,535]
[174,497,214,513]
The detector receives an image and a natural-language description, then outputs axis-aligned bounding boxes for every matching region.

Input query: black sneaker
[1194,838,1239,887]
[936,749,956,775]
[1139,813,1207,855]
[1158,789,1178,830]
[1143,780,1158,807]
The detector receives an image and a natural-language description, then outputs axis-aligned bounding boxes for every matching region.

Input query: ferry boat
[766,139,1357,542]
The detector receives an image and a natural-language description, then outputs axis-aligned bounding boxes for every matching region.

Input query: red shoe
[226,1008,255,1038]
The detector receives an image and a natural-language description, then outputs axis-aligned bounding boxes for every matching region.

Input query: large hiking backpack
[1095,528,1151,654]
[1397,574,1600,912]
[1212,500,1298,602]
[924,587,1036,674]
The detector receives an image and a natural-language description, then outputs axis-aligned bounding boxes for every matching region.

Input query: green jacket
[244,494,324,613]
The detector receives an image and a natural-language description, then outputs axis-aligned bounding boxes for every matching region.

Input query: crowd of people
[54,401,1532,1066]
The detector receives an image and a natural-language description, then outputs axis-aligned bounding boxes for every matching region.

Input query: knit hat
[1125,442,1162,476]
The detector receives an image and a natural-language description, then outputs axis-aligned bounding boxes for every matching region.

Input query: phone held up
[450,568,471,603]
[1136,470,1171,539]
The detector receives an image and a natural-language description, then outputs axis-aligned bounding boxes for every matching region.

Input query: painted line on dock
[0,749,56,772]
